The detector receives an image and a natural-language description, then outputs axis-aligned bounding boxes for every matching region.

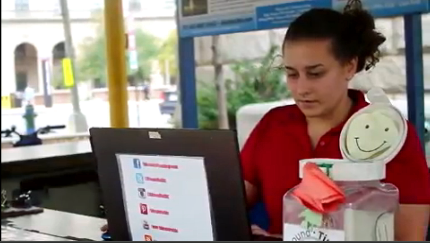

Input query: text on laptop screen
[115,154,214,241]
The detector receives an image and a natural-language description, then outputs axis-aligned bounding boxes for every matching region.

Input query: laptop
[90,127,255,241]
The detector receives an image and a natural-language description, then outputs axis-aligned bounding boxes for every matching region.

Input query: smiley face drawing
[345,111,399,160]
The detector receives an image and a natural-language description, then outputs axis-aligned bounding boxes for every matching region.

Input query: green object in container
[23,104,37,133]
[300,208,323,229]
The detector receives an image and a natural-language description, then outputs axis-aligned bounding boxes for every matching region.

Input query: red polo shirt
[241,90,430,234]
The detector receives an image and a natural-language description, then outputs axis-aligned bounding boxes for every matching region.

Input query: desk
[1,141,94,178]
[1,141,101,217]
[1,140,92,164]
[2,225,73,241]
[2,209,105,241]
[1,133,90,149]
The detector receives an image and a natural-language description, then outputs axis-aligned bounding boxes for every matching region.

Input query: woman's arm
[395,204,430,241]
[245,181,259,207]
[240,110,278,236]
[240,110,275,207]
[386,123,430,241]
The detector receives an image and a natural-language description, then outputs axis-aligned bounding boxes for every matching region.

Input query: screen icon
[143,220,150,230]
[136,173,144,184]
[144,235,153,241]
[140,203,148,215]
[138,188,146,199]
[133,158,141,169]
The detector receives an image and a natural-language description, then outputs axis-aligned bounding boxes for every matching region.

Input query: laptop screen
[116,154,215,241]
[90,128,251,241]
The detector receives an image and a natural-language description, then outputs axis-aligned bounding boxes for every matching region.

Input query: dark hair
[282,0,386,73]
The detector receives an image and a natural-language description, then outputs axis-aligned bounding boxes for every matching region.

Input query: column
[104,0,129,128]
[1,48,16,95]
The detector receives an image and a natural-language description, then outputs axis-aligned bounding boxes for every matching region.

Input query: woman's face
[283,39,356,118]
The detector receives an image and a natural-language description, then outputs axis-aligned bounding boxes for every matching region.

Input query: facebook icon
[133,158,141,169]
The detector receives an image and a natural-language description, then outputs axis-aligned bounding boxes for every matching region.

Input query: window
[163,0,176,10]
[54,0,61,15]
[129,0,142,12]
[15,44,27,59]
[91,0,103,12]
[15,72,28,92]
[15,0,30,12]
[53,42,66,59]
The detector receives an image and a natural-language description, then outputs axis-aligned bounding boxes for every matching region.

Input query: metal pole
[41,59,53,107]
[175,2,198,128]
[404,14,425,149]
[104,0,129,128]
[178,37,198,129]
[135,81,141,127]
[59,0,88,132]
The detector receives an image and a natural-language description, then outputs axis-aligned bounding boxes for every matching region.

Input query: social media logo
[144,235,153,241]
[140,203,148,215]
[136,173,144,184]
[133,158,141,169]
[143,220,150,230]
[138,188,146,199]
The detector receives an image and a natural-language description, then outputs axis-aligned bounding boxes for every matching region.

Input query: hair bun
[343,0,364,13]
[342,0,386,72]
[343,0,374,30]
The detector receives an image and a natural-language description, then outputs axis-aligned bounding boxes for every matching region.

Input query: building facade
[1,0,176,96]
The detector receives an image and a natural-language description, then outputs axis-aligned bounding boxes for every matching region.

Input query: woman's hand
[251,224,270,236]
[100,224,108,232]
[251,224,282,239]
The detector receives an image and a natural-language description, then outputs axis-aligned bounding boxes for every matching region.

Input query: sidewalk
[1,99,170,134]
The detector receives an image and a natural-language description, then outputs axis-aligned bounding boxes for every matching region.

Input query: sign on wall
[62,58,74,87]
[1,96,12,109]
[177,0,429,38]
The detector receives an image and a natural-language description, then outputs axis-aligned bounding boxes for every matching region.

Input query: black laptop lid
[90,128,251,241]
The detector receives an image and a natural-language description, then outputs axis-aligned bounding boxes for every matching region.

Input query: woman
[245,0,430,240]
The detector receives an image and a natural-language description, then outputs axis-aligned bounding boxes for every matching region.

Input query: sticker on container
[283,223,345,241]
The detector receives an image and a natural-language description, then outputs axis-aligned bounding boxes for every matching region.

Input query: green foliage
[158,31,178,79]
[197,82,220,129]
[77,36,107,84]
[76,20,161,85]
[131,30,162,80]
[197,46,290,129]
[52,65,66,89]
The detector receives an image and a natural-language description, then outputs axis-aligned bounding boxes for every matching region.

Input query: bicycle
[1,125,66,147]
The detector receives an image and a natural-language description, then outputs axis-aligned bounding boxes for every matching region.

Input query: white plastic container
[283,88,406,241]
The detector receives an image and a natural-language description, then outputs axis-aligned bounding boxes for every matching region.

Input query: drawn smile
[354,137,386,152]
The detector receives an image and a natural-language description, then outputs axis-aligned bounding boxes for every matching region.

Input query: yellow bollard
[104,0,129,128]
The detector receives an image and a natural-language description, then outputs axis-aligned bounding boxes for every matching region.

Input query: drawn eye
[385,128,389,132]
[365,125,369,129]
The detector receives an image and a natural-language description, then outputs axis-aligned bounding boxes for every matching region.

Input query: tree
[77,35,107,86]
[212,35,229,129]
[198,46,290,129]
[76,18,161,86]
[157,30,178,83]
[130,30,161,80]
